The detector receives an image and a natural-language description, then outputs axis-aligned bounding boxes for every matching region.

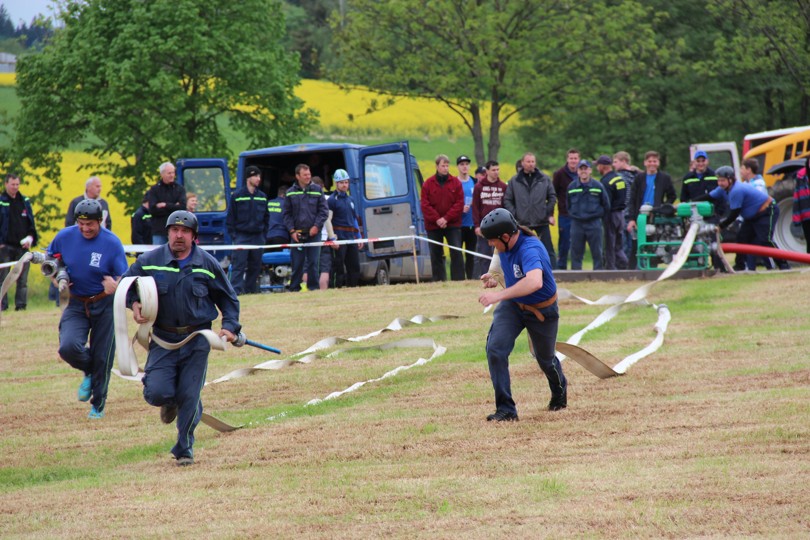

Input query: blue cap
[577,159,592,169]
[694,150,708,160]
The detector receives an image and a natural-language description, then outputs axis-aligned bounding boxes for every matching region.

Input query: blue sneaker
[88,406,104,419]
[78,375,92,402]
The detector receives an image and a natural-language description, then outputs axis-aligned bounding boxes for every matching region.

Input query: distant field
[0,75,524,246]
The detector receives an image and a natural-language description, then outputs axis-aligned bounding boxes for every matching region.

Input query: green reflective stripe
[268,207,282,213]
[235,196,268,202]
[287,190,305,196]
[683,178,699,184]
[608,177,625,188]
[192,268,215,279]
[704,176,718,181]
[255,197,267,202]
[142,214,152,220]
[569,188,583,194]
[143,265,179,273]
[0,201,9,207]
[308,192,322,197]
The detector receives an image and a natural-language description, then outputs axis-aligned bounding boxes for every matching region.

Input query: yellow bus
[742,125,810,184]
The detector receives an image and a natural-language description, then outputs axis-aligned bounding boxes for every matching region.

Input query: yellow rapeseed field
[4,76,506,246]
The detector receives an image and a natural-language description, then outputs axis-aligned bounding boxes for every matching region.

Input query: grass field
[1,271,809,537]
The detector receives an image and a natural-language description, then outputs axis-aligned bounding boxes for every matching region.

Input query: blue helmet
[333,169,350,182]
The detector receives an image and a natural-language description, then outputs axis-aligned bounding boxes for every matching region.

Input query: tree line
[0,3,54,52]
[2,0,808,236]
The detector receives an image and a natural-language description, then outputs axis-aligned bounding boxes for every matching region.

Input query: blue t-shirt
[48,226,128,297]
[498,232,556,304]
[643,174,656,206]
[709,181,769,220]
[460,178,475,227]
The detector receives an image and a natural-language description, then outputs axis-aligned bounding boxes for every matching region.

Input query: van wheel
[375,261,390,285]
[771,178,805,253]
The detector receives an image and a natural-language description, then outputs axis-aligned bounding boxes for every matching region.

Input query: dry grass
[1,272,809,538]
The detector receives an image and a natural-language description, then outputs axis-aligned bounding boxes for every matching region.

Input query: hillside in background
[0,74,522,246]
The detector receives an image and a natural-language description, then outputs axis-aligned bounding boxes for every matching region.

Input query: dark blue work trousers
[556,215,571,270]
[486,300,566,416]
[142,331,210,460]
[58,296,116,412]
[738,203,789,270]
[230,232,264,294]
[570,218,604,270]
[427,227,464,281]
[290,243,321,291]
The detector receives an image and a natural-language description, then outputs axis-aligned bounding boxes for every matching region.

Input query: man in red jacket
[420,154,465,281]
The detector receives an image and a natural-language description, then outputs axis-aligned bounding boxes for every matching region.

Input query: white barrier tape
[207,315,458,385]
[421,235,494,261]
[0,252,33,325]
[112,275,234,431]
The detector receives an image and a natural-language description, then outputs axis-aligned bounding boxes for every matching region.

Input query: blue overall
[123,243,240,460]
[486,233,566,416]
[48,226,128,412]
[227,187,269,294]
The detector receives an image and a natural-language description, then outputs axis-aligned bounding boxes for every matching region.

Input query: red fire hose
[721,243,810,264]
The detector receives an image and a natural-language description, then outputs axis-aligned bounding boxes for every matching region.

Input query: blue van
[176,141,432,285]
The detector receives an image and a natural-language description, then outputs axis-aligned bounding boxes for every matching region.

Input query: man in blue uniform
[48,199,128,419]
[478,208,567,422]
[327,169,364,287]
[227,165,269,294]
[124,210,241,466]
[0,173,38,311]
[568,160,610,270]
[282,164,329,291]
[695,166,790,270]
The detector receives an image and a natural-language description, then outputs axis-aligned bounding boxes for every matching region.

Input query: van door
[176,158,231,252]
[357,142,423,258]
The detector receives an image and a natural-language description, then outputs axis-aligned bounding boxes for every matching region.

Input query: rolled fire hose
[113,276,235,431]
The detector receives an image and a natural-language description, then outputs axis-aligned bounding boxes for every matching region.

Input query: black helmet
[165,210,198,234]
[480,208,518,240]
[74,199,103,221]
[716,166,735,180]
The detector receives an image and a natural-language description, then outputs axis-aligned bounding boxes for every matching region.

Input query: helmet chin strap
[499,233,512,251]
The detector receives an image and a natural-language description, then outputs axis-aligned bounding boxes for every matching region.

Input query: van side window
[183,167,227,212]
[364,152,409,199]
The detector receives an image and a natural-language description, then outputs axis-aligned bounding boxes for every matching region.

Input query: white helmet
[333,169,350,182]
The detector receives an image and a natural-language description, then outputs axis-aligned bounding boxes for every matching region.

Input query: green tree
[13,0,316,223]
[331,0,653,165]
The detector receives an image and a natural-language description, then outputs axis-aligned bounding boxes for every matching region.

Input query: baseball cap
[595,155,612,165]
[456,155,471,165]
[694,150,708,160]
[577,159,592,169]
[245,165,261,178]
[475,166,487,175]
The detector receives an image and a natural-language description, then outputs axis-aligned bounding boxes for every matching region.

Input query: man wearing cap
[0,173,38,312]
[474,165,487,184]
[420,154,465,281]
[567,160,610,270]
[123,210,241,466]
[472,160,508,278]
[145,162,187,245]
[48,199,128,419]
[681,150,719,204]
[504,152,558,268]
[457,155,477,279]
[595,155,629,270]
[227,165,270,295]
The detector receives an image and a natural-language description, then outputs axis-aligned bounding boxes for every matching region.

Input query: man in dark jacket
[0,173,38,311]
[568,160,610,270]
[420,154,465,281]
[282,164,329,291]
[503,152,557,268]
[227,165,269,295]
[131,197,152,245]
[145,162,187,244]
[626,150,677,237]
[65,176,113,230]
[552,148,581,269]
